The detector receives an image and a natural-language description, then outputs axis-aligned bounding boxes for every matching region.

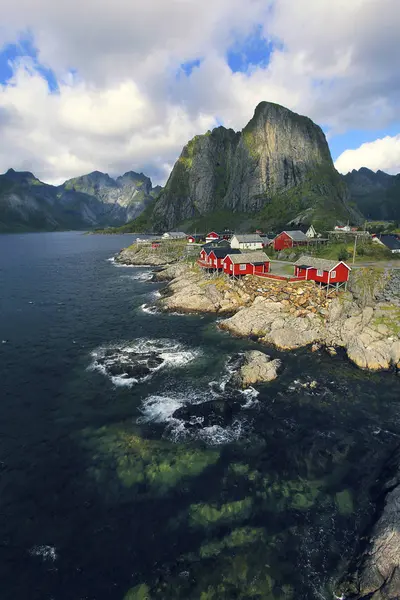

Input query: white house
[306,225,317,238]
[230,234,265,250]
[334,225,351,232]
[162,231,187,240]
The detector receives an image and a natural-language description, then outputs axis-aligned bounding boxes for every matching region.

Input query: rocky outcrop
[220,296,324,350]
[348,268,391,308]
[150,102,358,231]
[338,447,400,600]
[227,351,281,388]
[376,270,400,307]
[0,168,160,232]
[114,245,181,267]
[155,264,400,372]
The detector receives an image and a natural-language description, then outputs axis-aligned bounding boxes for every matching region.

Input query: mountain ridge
[343,167,400,221]
[0,168,161,232]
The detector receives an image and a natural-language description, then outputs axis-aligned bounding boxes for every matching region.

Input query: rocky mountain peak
[150,101,356,231]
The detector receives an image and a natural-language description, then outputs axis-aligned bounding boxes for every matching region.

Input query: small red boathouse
[223,252,270,276]
[273,230,308,251]
[294,255,351,289]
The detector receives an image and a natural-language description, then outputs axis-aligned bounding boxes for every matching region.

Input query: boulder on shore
[228,351,282,388]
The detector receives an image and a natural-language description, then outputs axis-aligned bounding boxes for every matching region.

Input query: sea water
[1,231,399,600]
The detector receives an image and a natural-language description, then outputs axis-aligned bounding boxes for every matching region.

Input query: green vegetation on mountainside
[254,164,358,231]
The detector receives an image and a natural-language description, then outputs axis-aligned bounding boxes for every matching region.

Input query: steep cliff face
[151,102,358,231]
[344,167,400,221]
[0,168,159,232]
[152,127,240,229]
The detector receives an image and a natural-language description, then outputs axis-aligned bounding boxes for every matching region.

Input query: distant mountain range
[0,168,161,232]
[343,167,400,221]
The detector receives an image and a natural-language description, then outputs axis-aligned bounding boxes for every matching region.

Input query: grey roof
[284,230,308,242]
[294,255,350,271]
[379,235,400,250]
[204,248,241,258]
[227,251,270,264]
[232,234,264,243]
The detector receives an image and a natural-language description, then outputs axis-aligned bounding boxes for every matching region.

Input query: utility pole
[352,234,357,265]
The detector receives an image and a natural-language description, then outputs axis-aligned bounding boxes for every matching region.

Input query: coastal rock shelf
[152,263,400,372]
[114,244,181,266]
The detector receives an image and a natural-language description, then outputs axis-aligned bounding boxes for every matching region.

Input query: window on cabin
[331,270,336,278]
[240,264,246,271]
[317,269,323,276]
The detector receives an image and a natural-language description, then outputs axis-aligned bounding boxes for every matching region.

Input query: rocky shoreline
[114,244,181,267]
[151,262,400,373]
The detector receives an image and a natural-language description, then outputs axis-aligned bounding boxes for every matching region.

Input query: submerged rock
[97,351,164,382]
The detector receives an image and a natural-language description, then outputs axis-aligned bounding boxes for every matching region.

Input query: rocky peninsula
[114,242,182,266]
[153,262,400,373]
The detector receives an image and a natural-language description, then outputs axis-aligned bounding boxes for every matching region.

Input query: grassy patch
[372,306,400,336]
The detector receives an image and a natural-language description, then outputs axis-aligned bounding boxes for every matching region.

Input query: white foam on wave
[241,386,260,408]
[29,545,57,562]
[120,271,154,281]
[140,303,159,314]
[108,256,154,269]
[138,389,251,446]
[89,338,200,387]
[208,354,260,408]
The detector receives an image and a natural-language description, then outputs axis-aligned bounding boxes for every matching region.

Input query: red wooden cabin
[294,255,351,286]
[208,248,241,269]
[223,252,270,276]
[273,230,308,251]
[206,231,220,243]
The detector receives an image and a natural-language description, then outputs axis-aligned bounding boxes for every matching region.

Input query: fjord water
[1,232,400,600]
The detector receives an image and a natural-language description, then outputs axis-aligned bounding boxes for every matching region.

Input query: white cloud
[335,135,400,175]
[0,0,399,184]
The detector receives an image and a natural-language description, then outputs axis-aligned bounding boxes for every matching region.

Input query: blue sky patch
[0,34,58,92]
[227,25,274,73]
[327,124,400,162]
[176,58,203,80]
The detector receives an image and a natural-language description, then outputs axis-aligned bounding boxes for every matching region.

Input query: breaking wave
[122,270,154,281]
[138,390,251,445]
[89,339,200,387]
[138,354,259,445]
[141,302,160,314]
[29,545,57,562]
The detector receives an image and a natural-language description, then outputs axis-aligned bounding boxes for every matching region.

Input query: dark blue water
[1,231,400,600]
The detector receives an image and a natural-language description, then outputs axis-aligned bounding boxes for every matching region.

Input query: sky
[0,0,399,186]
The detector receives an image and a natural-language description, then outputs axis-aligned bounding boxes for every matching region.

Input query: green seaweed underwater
[81,409,372,600]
